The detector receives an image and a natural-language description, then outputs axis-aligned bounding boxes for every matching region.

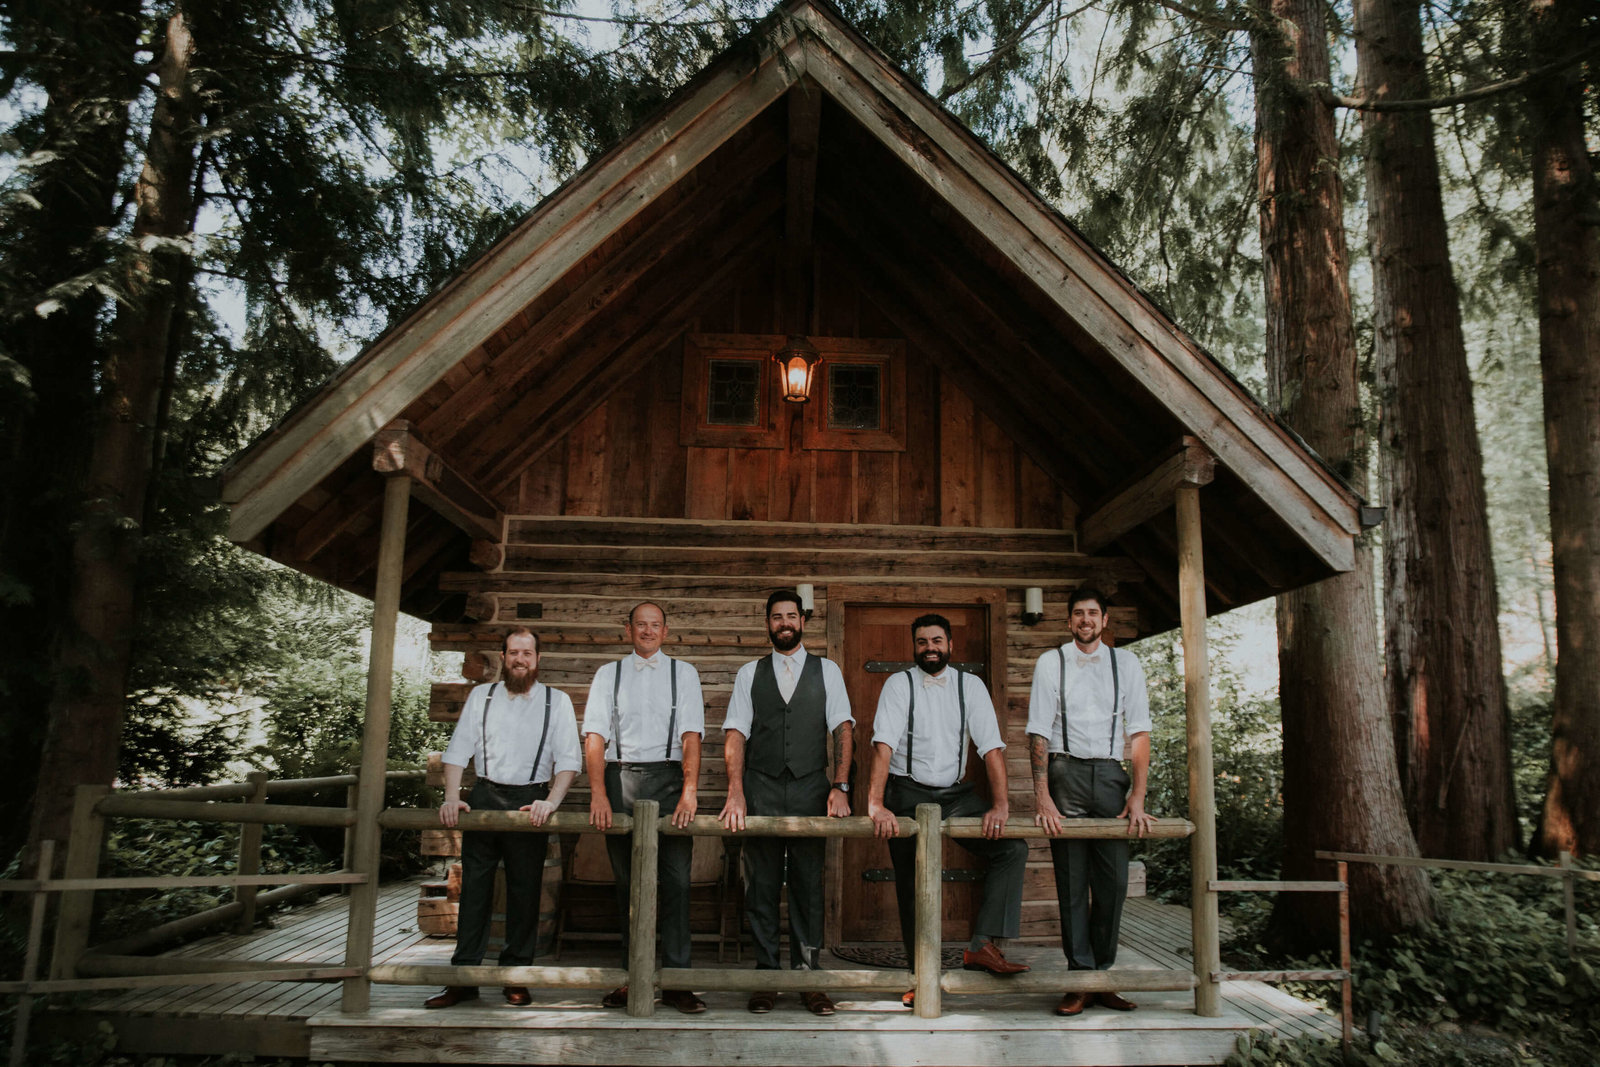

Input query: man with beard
[584,602,708,1014]
[1027,587,1154,1017]
[425,627,581,1009]
[866,613,1029,1009]
[719,589,853,1016]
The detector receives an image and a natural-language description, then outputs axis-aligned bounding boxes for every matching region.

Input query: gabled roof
[222,0,1364,627]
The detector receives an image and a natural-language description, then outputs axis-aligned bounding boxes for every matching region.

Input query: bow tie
[1076,654,1101,666]
[635,658,658,670]
[922,674,947,688]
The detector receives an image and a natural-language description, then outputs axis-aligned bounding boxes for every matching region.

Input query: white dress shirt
[1025,640,1152,759]
[872,667,1004,787]
[581,651,706,762]
[723,646,853,738]
[442,681,583,784]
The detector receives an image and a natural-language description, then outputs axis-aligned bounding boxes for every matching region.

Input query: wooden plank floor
[61,879,1340,1065]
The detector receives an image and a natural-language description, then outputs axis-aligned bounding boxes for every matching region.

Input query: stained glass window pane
[828,363,882,430]
[706,359,761,426]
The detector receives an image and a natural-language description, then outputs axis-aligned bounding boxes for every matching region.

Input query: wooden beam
[507,516,1080,553]
[341,474,409,1012]
[1080,440,1215,553]
[783,79,822,332]
[1177,484,1221,1016]
[372,421,502,542]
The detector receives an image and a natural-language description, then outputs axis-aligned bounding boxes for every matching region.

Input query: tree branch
[1331,42,1600,112]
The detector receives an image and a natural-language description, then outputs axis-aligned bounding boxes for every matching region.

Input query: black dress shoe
[801,991,835,1016]
[747,991,776,1013]
[424,985,479,1009]
[503,986,532,1006]
[601,985,628,1008]
[1096,990,1137,1011]
[661,989,708,1014]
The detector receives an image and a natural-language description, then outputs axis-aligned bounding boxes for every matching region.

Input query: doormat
[830,945,963,969]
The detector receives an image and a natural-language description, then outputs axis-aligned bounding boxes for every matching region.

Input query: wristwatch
[831,781,851,794]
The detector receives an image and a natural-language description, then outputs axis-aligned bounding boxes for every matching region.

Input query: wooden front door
[837,602,992,943]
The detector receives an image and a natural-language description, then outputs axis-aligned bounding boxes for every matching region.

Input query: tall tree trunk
[1354,0,1518,860]
[1530,0,1600,858]
[0,0,142,862]
[1251,0,1433,943]
[31,8,200,850]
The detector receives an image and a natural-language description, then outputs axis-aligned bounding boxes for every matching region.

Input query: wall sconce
[1022,587,1044,626]
[774,335,821,403]
[796,583,815,620]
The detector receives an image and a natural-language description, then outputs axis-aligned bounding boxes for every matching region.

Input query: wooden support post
[1176,485,1221,1016]
[9,840,54,1067]
[234,770,270,933]
[50,784,109,980]
[628,799,660,1018]
[1561,851,1576,960]
[341,474,410,1012]
[914,803,941,1019]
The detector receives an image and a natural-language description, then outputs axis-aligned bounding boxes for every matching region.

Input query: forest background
[0,0,1594,1064]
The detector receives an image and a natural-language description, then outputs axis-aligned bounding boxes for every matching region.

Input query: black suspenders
[1056,646,1120,758]
[480,682,553,784]
[903,668,968,781]
[610,657,680,761]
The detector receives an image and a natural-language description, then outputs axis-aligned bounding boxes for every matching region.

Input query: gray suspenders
[610,657,680,761]
[1056,645,1120,758]
[902,667,969,782]
[479,682,554,784]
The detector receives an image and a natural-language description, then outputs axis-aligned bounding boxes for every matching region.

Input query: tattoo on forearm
[1029,735,1049,789]
[832,722,852,780]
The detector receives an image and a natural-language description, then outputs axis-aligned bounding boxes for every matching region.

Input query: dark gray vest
[747,654,828,777]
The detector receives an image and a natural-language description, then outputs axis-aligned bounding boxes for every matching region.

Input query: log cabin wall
[426,244,1144,944]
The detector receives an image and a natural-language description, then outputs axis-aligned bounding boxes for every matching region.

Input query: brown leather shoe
[661,989,708,1014]
[601,985,629,1008]
[1055,991,1089,1016]
[901,989,915,1009]
[962,943,1030,975]
[747,991,776,1013]
[1096,990,1137,1011]
[424,985,479,1009]
[503,986,532,1006]
[801,990,836,1016]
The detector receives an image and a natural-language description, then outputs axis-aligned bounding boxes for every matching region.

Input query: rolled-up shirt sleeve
[581,662,618,744]
[723,661,758,738]
[820,657,854,733]
[545,689,584,779]
[441,684,489,770]
[1120,651,1153,737]
[1025,650,1062,748]
[966,676,1005,758]
[871,673,911,755]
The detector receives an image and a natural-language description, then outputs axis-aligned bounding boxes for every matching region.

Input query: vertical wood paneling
[564,407,608,515]
[518,439,567,514]
[813,450,854,522]
[684,447,730,518]
[768,406,812,521]
[605,383,650,517]
[939,380,978,527]
[727,448,772,520]
[856,451,897,524]
[978,411,1016,528]
[1018,452,1065,529]
[646,347,687,517]
[899,360,941,525]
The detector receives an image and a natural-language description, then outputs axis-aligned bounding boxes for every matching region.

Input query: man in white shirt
[1027,587,1155,1017]
[867,613,1030,1010]
[719,589,854,1016]
[426,628,581,1009]
[583,602,708,1014]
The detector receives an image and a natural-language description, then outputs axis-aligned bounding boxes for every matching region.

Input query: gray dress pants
[603,761,693,970]
[741,766,829,970]
[1047,755,1130,970]
[451,780,550,969]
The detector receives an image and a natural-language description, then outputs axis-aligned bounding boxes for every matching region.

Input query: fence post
[914,803,941,1019]
[342,782,359,889]
[1560,851,1576,960]
[627,800,660,1018]
[1338,860,1352,1055]
[234,770,271,933]
[9,839,55,1067]
[50,784,110,980]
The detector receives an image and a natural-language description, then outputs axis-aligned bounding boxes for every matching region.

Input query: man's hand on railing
[1119,794,1155,838]
[589,792,613,831]
[825,788,850,818]
[1033,795,1064,837]
[671,792,697,830]
[982,802,1009,841]
[868,799,899,839]
[521,800,558,827]
[717,792,747,833]
[438,799,470,828]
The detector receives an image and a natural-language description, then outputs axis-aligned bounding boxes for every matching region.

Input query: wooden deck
[55,879,1340,1065]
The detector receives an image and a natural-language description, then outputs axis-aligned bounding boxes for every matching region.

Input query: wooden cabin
[215,0,1367,1047]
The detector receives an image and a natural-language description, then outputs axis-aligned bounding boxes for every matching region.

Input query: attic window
[707,359,762,426]
[827,362,882,430]
[680,335,788,449]
[802,341,906,452]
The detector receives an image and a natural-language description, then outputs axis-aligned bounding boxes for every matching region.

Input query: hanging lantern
[774,334,821,403]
